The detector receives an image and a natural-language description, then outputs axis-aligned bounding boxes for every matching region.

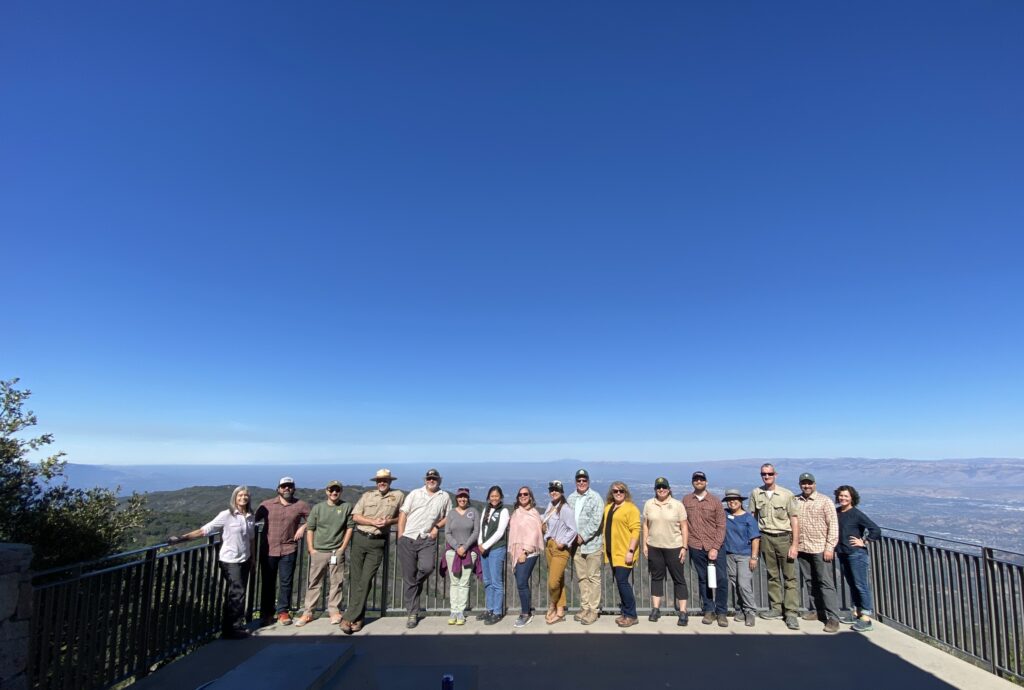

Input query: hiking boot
[717,614,729,627]
[785,615,799,630]
[277,612,292,626]
[677,612,689,627]
[852,618,874,632]
[485,612,503,626]
[294,613,314,627]
[581,609,599,625]
[617,616,638,628]
[802,610,819,621]
[759,609,783,620]
[513,613,533,628]
[406,614,419,629]
[734,611,744,622]
[573,610,583,622]
[745,612,755,627]
[702,612,715,625]
[648,608,661,622]
[824,618,840,633]
[476,611,491,621]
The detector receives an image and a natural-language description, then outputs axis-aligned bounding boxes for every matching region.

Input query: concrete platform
[130,614,1019,690]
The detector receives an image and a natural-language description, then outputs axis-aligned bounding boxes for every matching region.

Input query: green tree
[0,378,149,569]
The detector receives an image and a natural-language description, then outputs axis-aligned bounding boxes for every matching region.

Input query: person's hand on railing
[168,535,184,545]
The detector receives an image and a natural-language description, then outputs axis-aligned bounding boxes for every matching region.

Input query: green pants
[342,532,386,624]
[760,532,800,615]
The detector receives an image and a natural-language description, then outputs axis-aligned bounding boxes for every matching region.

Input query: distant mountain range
[66,457,1024,496]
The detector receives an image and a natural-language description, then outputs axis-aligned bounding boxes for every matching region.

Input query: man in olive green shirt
[748,463,802,629]
[295,480,354,626]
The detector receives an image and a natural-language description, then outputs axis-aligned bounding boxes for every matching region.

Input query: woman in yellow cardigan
[601,482,642,627]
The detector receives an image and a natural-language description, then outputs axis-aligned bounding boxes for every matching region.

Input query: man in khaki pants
[295,480,354,626]
[567,468,604,625]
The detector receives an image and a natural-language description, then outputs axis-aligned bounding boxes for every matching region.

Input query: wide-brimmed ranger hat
[371,468,397,482]
[721,489,747,502]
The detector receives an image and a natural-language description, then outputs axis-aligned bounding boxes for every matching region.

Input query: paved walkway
[131,614,1019,690]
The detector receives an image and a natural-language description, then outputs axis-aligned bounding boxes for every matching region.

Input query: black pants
[219,560,251,633]
[648,546,689,600]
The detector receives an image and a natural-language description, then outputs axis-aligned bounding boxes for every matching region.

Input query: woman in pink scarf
[508,486,545,628]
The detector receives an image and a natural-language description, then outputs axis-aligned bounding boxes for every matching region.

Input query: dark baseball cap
[425,468,441,480]
[575,469,589,480]
[654,477,671,489]
[692,471,707,481]
[799,472,816,483]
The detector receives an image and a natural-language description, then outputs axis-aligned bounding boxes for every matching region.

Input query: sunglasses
[517,492,530,497]
[327,488,341,493]
[612,488,625,494]
[576,478,589,483]
[279,484,295,489]
[760,472,775,477]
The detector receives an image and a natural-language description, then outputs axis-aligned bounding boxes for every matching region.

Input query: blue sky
[3,1,1022,465]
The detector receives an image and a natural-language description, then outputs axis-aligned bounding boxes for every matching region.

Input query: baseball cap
[692,471,707,481]
[799,472,816,483]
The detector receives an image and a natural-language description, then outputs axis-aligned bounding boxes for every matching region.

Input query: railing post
[134,548,157,679]
[981,547,998,675]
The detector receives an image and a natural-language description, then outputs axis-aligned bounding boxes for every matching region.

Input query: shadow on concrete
[140,632,960,690]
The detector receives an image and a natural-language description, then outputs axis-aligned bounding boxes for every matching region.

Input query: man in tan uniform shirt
[339,469,405,634]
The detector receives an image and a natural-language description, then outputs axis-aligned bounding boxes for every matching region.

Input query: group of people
[170,463,881,638]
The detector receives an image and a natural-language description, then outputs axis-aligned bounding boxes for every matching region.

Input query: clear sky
[3,1,1022,465]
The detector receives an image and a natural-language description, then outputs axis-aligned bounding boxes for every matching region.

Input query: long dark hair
[484,485,504,520]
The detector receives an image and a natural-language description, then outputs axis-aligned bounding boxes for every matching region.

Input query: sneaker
[717,614,729,627]
[677,612,689,627]
[455,613,466,626]
[648,608,661,622]
[485,613,503,626]
[734,611,744,622]
[802,611,819,621]
[745,612,755,627]
[785,615,799,630]
[406,615,419,629]
[759,609,783,620]
[840,611,857,624]
[447,614,458,625]
[476,611,490,621]
[277,612,292,626]
[852,618,874,632]
[701,612,715,625]
[514,613,533,628]
[294,613,314,627]
[823,618,840,633]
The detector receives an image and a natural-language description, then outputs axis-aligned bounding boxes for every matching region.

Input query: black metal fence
[27,526,1024,689]
[871,529,1024,681]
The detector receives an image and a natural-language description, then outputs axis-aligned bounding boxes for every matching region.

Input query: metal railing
[27,526,1024,689]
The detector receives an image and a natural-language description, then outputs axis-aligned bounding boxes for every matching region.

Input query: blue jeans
[514,555,539,614]
[482,545,507,614]
[260,550,297,616]
[688,547,728,614]
[613,567,637,618]
[838,549,874,616]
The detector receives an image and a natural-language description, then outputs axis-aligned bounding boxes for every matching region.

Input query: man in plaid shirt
[795,472,841,633]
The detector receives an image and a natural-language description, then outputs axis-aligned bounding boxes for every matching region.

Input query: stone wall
[0,544,32,690]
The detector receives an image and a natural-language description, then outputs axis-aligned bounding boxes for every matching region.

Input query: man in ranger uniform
[748,463,801,630]
[340,469,405,634]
